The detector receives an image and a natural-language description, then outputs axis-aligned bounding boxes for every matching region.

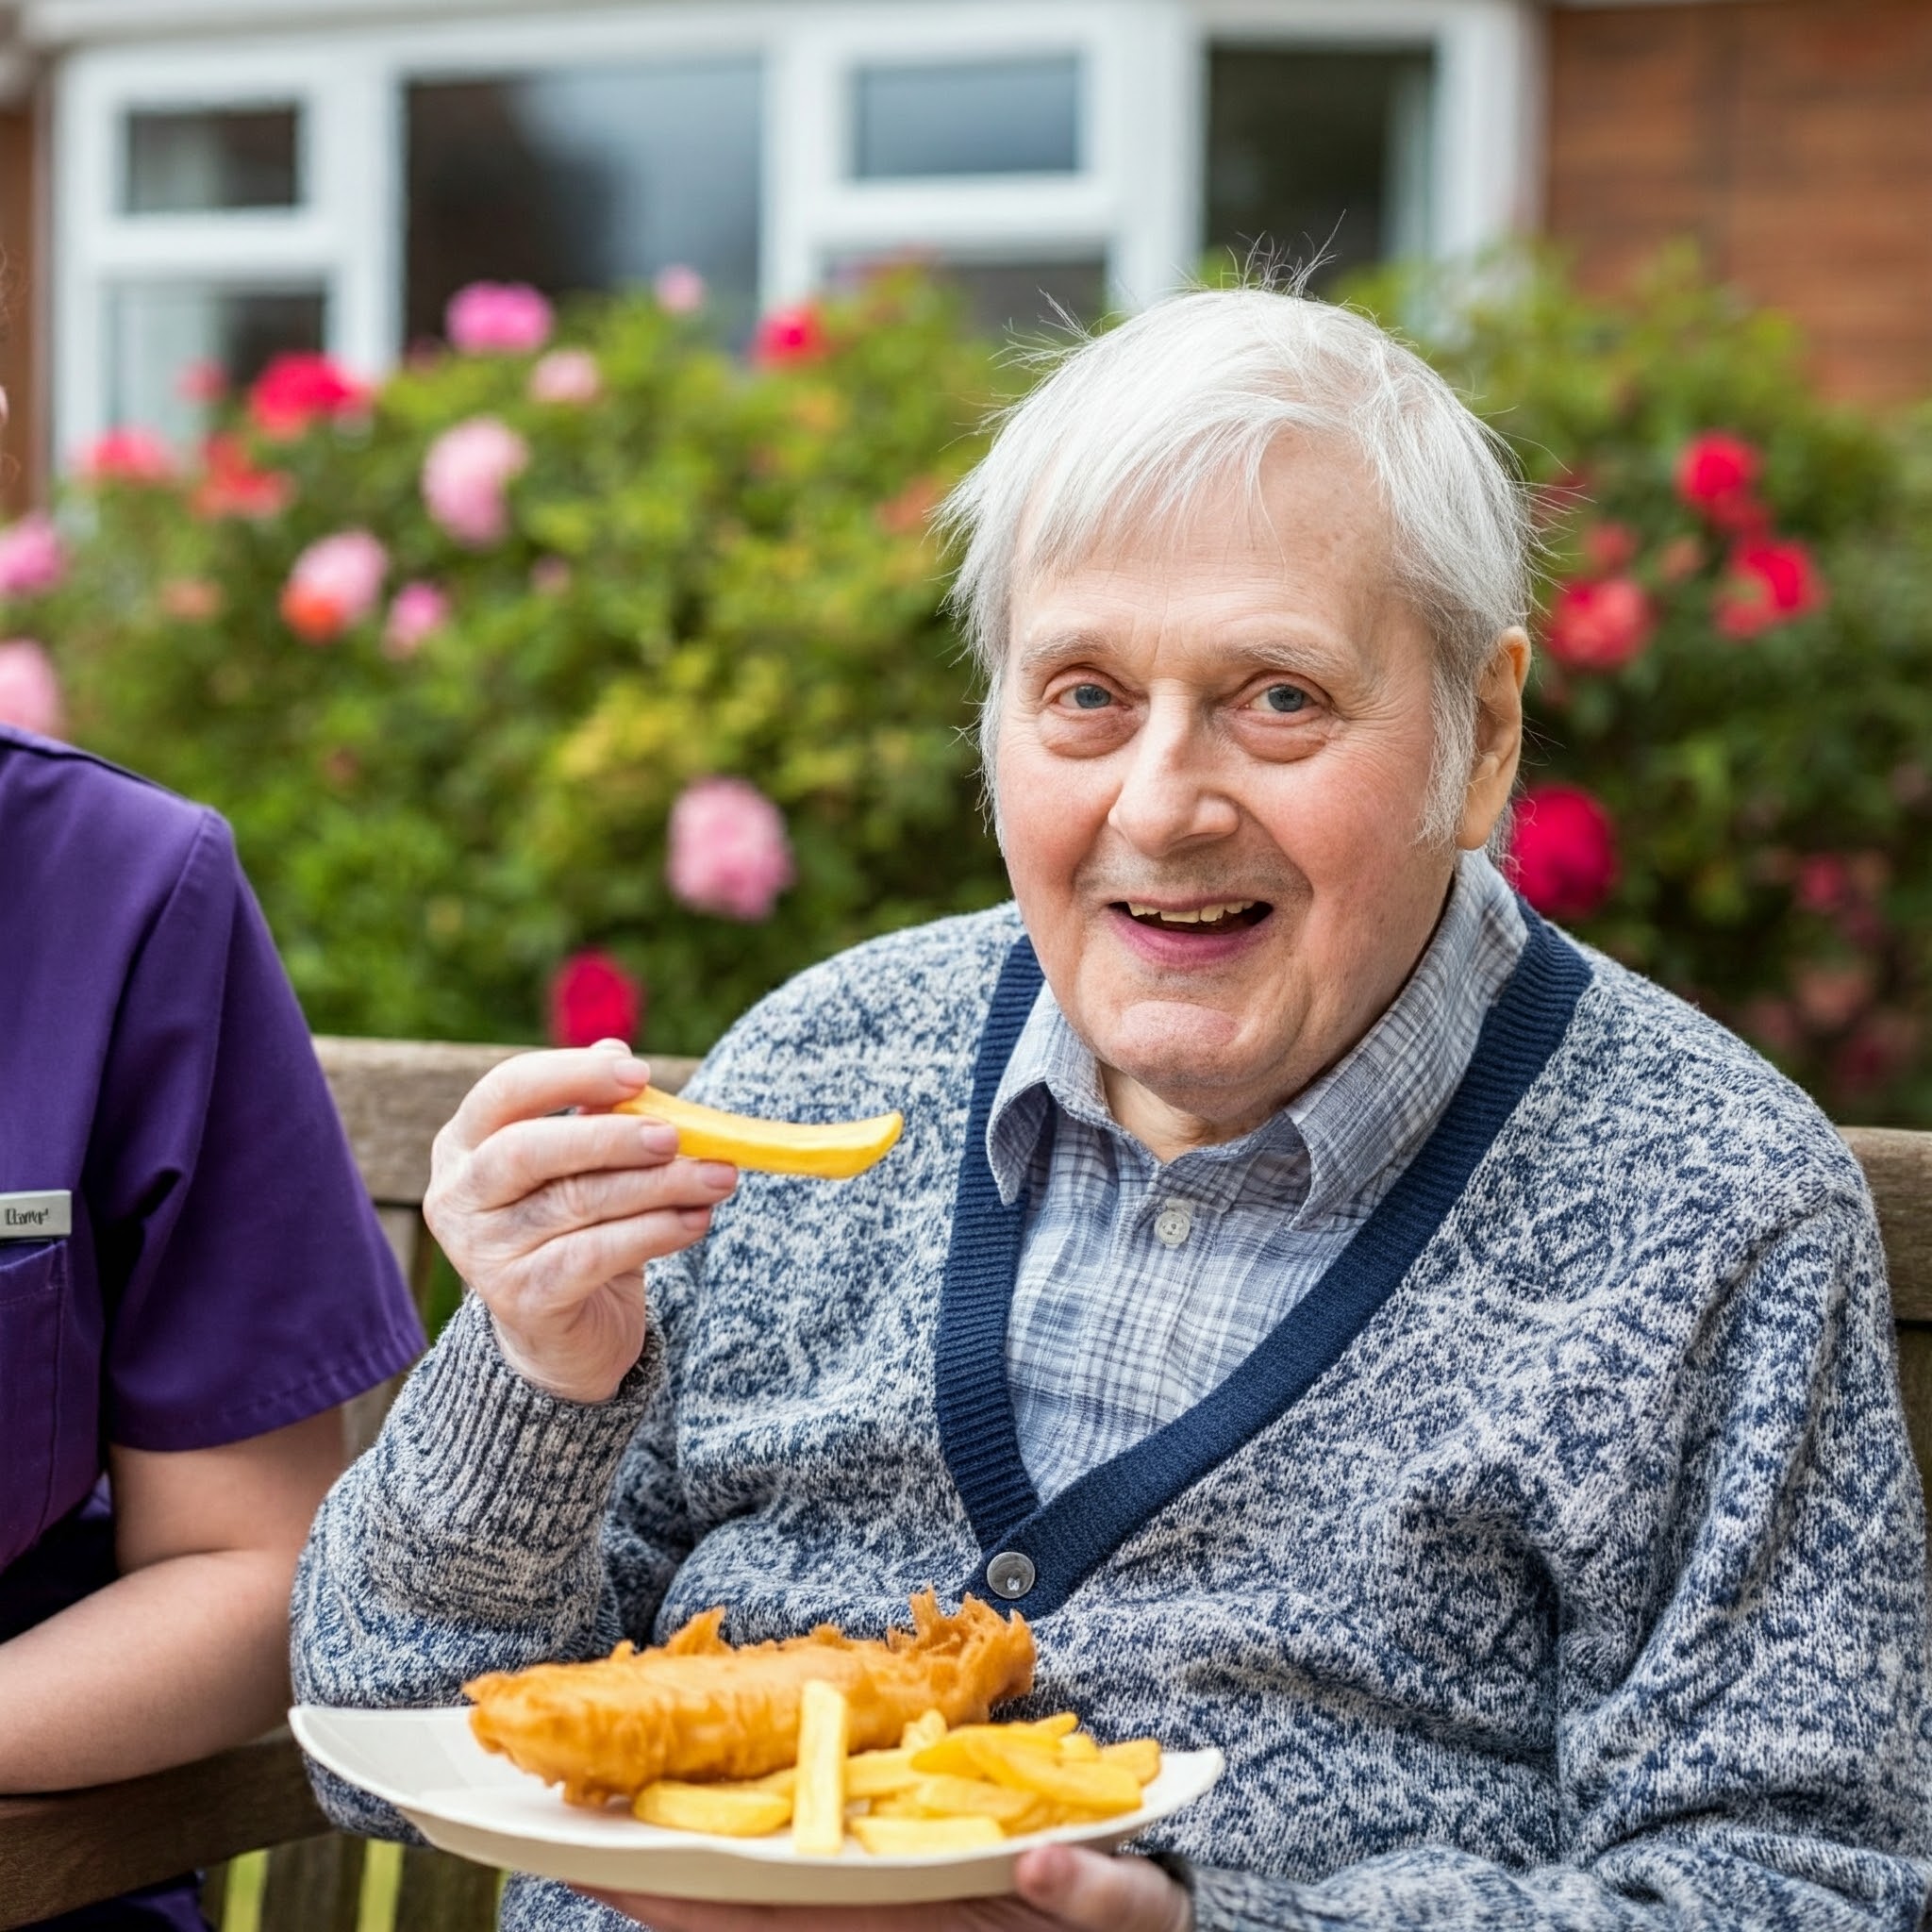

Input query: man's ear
[1457,627,1531,852]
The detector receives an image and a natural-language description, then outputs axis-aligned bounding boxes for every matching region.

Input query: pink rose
[654,264,708,314]
[0,513,65,598]
[666,776,795,922]
[383,581,450,659]
[1544,577,1654,672]
[175,359,227,405]
[1506,784,1619,922]
[547,950,645,1049]
[527,348,602,405]
[279,529,388,643]
[1577,522,1638,574]
[446,281,554,355]
[80,427,175,485]
[1714,538,1827,640]
[422,417,530,549]
[0,640,63,737]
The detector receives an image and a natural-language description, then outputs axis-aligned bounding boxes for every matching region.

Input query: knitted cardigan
[293,904,1932,1931]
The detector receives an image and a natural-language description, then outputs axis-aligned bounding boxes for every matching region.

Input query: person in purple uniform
[0,695,425,1926]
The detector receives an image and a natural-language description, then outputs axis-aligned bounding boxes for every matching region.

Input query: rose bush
[7,253,1931,1124]
[8,269,1015,1048]
[1352,249,1932,1122]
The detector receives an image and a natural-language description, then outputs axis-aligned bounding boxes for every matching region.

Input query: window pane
[108,283,326,444]
[832,254,1107,339]
[853,58,1080,178]
[1206,49,1434,290]
[407,59,761,346]
[124,107,301,213]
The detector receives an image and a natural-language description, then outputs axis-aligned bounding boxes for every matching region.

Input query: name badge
[0,1191,71,1239]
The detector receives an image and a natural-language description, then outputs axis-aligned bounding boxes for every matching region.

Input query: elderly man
[294,289,1931,1931]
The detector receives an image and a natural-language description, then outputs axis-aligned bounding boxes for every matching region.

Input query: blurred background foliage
[34,271,1016,1049]
[10,250,1932,1121]
[1353,249,1932,1124]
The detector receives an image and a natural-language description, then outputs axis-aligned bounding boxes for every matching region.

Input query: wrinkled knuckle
[549,1173,602,1227]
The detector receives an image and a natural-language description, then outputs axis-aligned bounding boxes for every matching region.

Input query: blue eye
[1070,684,1111,710]
[1260,684,1307,714]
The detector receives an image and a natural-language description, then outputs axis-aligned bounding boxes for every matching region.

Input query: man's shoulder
[686,905,1027,1112]
[1554,937,1867,1220]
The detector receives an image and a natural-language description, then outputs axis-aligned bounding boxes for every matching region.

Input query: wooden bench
[1,1041,1927,1930]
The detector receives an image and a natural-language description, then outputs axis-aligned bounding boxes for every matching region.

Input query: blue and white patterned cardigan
[293,904,1932,1931]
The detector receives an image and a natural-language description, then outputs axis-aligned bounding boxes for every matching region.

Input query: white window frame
[46,0,1536,463]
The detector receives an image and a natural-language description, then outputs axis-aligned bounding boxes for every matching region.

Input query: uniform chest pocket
[0,1241,69,1574]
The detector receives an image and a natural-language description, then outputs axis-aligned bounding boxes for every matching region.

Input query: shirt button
[986,1551,1036,1600]
[1154,1202,1192,1248]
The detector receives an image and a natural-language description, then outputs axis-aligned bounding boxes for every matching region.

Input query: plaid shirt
[990,852,1528,1501]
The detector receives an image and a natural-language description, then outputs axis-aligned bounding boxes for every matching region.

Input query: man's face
[994,441,1460,1139]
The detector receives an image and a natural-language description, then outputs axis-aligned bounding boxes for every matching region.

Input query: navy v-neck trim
[935,910,1592,1618]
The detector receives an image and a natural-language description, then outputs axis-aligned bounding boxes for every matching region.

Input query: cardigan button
[986,1551,1036,1600]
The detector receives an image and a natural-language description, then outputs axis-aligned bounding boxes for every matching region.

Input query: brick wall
[1546,0,1932,404]
[0,104,37,510]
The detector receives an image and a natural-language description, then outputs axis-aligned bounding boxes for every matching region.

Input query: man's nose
[1106,696,1240,855]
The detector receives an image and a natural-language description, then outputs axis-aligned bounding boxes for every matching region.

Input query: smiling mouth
[1117,899,1273,935]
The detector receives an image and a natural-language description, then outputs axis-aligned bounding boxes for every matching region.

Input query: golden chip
[1098,1739,1162,1785]
[634,1781,791,1836]
[843,1746,921,1798]
[791,1679,849,1857]
[899,1774,1041,1825]
[851,1815,1006,1857]
[900,1709,948,1751]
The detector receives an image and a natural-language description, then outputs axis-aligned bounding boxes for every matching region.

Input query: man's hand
[425,1041,737,1404]
[577,1844,1191,1932]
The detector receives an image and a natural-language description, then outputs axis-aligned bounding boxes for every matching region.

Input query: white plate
[291,1704,1223,1904]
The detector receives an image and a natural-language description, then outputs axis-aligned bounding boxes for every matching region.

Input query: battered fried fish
[464,1590,1036,1807]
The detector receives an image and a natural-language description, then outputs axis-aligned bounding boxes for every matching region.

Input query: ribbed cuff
[1184,1862,1315,1932]
[388,1292,658,1555]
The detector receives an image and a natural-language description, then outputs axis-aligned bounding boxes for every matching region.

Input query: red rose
[1713,538,1826,640]
[1793,854,1851,916]
[752,305,827,366]
[1674,432,1766,534]
[547,950,644,1049]
[1507,784,1619,921]
[1544,576,1654,672]
[192,434,294,520]
[248,352,371,439]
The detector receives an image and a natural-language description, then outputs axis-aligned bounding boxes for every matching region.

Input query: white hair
[939,285,1532,845]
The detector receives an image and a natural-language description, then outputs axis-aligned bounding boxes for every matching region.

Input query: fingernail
[612,1054,651,1085]
[637,1121,679,1158]
[697,1161,738,1191]
[677,1206,712,1231]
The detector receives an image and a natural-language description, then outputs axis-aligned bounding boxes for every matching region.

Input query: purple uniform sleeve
[86,811,425,1451]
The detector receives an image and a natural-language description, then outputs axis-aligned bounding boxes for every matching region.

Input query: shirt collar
[985,851,1526,1218]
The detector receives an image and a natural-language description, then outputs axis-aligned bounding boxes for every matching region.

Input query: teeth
[1124,900,1257,924]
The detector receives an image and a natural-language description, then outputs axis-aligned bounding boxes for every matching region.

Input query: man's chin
[1084,998,1273,1102]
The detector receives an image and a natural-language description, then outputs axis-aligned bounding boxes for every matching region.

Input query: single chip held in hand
[614,1085,903,1179]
